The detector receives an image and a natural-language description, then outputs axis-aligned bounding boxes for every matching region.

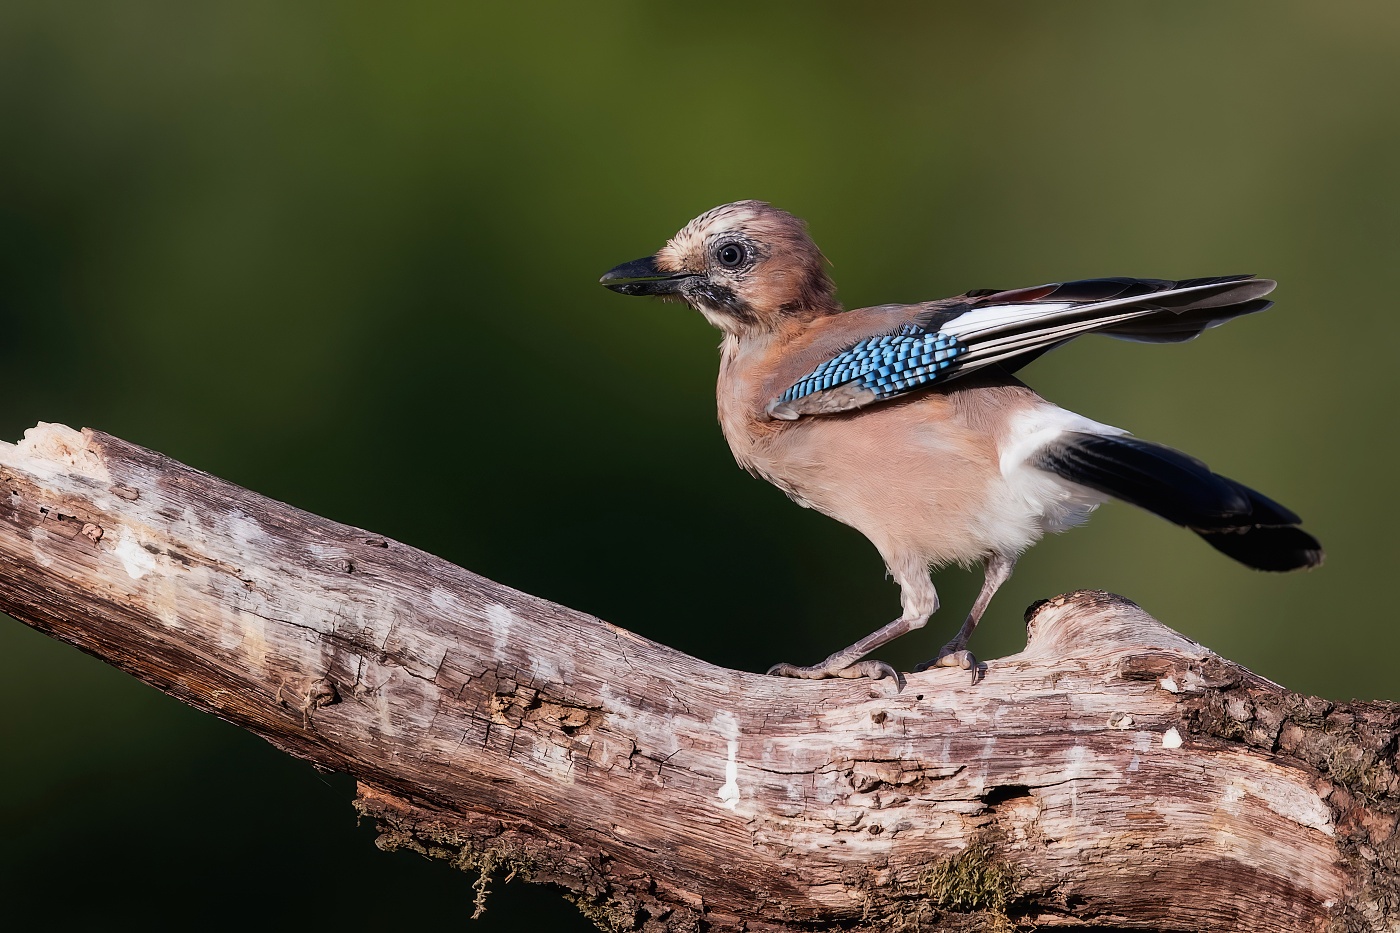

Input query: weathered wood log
[1,422,1396,931]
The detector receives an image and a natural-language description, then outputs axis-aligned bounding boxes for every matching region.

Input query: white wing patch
[940,301,1080,341]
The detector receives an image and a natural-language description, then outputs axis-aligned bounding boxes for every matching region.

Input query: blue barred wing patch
[779,323,969,403]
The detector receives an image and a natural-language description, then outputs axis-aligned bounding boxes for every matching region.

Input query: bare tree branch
[1,423,1395,931]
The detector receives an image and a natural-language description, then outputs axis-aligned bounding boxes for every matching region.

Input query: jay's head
[601,200,838,335]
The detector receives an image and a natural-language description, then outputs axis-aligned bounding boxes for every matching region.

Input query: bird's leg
[767,554,937,683]
[914,552,1015,684]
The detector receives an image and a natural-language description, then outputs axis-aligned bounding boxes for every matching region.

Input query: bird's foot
[766,658,899,683]
[913,647,985,685]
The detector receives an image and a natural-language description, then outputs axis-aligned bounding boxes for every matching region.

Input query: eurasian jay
[601,200,1322,684]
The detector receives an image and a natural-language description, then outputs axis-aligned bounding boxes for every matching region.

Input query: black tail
[1035,433,1323,572]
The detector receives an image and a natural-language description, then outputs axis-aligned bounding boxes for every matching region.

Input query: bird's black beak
[600,256,695,296]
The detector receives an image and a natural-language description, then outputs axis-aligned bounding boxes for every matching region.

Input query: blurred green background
[1,2,1396,928]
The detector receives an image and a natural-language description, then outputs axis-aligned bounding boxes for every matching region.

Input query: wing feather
[769,275,1274,420]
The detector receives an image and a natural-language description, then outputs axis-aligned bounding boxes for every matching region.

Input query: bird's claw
[767,659,899,683]
[914,648,985,685]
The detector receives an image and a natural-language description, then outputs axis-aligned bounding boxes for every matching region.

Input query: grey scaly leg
[914,552,1015,684]
[767,552,938,684]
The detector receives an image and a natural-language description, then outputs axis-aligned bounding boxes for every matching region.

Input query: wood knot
[1117,651,1241,692]
[306,677,340,709]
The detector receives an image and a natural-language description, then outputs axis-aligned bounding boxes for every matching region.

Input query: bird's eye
[716,243,746,268]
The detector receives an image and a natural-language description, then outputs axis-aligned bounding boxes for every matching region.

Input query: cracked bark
[1,422,1397,932]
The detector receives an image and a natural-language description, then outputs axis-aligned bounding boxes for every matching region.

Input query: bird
[600,200,1322,684]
